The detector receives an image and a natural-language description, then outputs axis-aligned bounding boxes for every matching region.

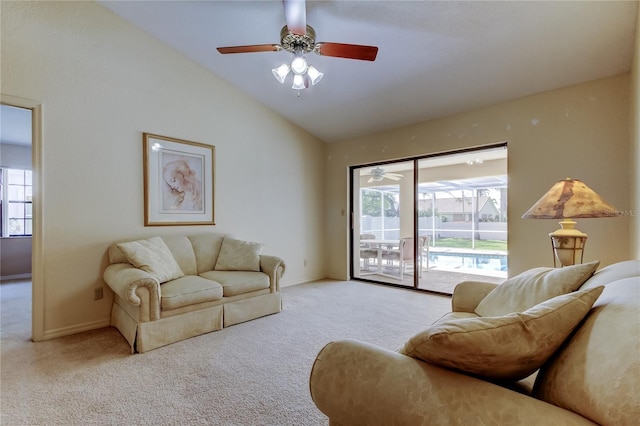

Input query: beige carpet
[1,279,451,425]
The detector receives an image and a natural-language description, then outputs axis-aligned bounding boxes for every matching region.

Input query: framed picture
[143,133,215,226]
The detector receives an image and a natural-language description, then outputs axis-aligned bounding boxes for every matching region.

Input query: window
[1,168,32,236]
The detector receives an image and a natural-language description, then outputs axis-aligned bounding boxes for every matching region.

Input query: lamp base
[549,219,587,267]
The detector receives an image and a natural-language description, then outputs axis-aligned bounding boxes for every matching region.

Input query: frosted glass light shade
[272,64,290,84]
[307,65,324,85]
[291,55,308,74]
[292,74,307,90]
[272,53,322,90]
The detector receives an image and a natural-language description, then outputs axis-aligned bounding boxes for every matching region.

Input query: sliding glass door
[352,161,415,287]
[351,145,508,294]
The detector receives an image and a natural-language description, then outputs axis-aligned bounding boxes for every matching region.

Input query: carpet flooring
[1,279,451,426]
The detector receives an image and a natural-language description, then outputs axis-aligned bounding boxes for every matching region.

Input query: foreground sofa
[310,260,639,425]
[104,233,285,353]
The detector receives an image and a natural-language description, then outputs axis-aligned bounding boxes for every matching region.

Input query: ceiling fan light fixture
[272,63,291,84]
[307,65,323,85]
[217,1,380,95]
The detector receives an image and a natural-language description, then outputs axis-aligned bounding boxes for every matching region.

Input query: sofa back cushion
[188,233,227,274]
[579,259,640,291]
[161,235,198,276]
[532,276,640,425]
[108,233,229,275]
[108,244,129,264]
[475,261,599,316]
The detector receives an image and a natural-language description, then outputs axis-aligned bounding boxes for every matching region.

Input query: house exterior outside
[418,196,501,223]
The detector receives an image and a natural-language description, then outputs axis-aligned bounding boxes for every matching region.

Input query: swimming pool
[427,248,508,276]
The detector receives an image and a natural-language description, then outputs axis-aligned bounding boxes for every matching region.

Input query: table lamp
[522,178,620,267]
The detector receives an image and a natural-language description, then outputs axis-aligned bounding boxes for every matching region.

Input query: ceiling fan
[363,167,404,183]
[216,0,378,90]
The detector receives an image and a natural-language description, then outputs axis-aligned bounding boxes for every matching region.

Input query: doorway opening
[350,144,507,295]
[1,96,43,341]
[0,104,32,278]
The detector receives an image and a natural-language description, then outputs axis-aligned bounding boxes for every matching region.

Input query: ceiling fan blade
[367,177,374,184]
[217,44,281,54]
[283,0,306,35]
[316,42,378,61]
[386,175,402,181]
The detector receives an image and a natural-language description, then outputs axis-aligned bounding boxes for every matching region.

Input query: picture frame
[143,133,215,226]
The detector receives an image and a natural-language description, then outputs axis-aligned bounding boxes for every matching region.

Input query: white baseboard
[0,273,32,282]
[41,318,111,341]
[281,275,329,287]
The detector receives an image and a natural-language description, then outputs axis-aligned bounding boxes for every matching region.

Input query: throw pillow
[398,286,604,382]
[116,237,184,283]
[214,238,263,271]
[475,260,599,316]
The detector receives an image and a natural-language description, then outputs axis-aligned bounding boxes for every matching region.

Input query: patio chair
[419,235,430,271]
[382,237,422,280]
[359,234,378,271]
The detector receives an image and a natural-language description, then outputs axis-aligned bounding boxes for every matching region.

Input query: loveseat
[103,233,285,353]
[310,260,639,425]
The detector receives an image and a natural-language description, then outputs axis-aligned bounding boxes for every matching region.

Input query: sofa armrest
[260,255,286,292]
[451,280,499,313]
[310,340,595,426]
[103,263,161,321]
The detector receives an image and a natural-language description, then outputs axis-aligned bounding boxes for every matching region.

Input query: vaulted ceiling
[80,1,640,142]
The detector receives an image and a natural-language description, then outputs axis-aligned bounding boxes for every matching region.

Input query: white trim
[280,275,327,287]
[42,319,111,341]
[1,94,44,342]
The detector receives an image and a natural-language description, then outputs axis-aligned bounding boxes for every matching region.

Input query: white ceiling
[98,0,638,143]
[18,1,640,145]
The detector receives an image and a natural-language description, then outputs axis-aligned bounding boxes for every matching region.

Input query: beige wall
[1,1,326,339]
[631,6,640,259]
[326,74,632,279]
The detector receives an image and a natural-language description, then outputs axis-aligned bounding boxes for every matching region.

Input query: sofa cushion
[578,259,640,290]
[214,238,263,272]
[116,237,184,283]
[475,261,599,316]
[188,233,226,274]
[436,312,479,323]
[161,235,198,276]
[160,275,223,311]
[200,270,269,297]
[399,286,604,382]
[533,278,640,425]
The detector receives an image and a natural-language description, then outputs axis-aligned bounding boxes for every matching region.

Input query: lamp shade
[521,178,620,219]
[522,178,621,267]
